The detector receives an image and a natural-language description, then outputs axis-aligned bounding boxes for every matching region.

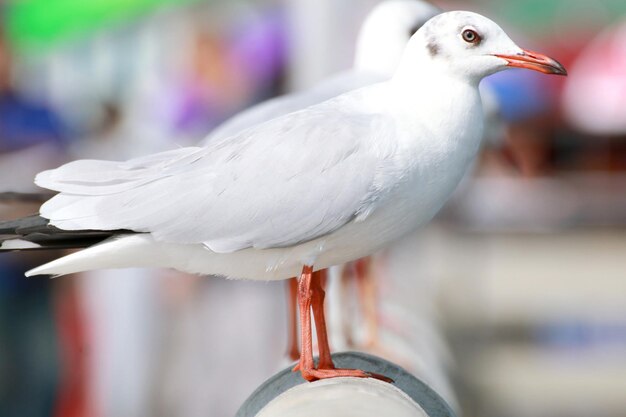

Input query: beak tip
[552,60,568,76]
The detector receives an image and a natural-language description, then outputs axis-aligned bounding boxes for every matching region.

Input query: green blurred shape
[5,0,203,50]
[489,0,626,31]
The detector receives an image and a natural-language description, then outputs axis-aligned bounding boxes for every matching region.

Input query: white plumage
[26,11,566,278]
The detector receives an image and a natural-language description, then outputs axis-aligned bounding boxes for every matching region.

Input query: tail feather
[0,214,50,235]
[0,214,129,251]
[0,194,149,277]
[26,234,160,277]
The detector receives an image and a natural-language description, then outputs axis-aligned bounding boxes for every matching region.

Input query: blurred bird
[202,0,441,144]
[0,11,565,381]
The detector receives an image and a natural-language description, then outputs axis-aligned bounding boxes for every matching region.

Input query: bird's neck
[386,62,484,151]
[389,64,481,115]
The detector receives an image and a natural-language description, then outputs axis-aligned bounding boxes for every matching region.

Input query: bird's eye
[462,29,481,44]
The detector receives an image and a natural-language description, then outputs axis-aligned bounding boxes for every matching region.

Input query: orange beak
[494,49,567,76]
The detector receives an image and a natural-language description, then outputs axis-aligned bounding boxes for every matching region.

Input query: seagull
[202,0,441,145]
[0,11,566,381]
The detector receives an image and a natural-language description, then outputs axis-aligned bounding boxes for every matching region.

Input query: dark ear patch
[426,40,439,57]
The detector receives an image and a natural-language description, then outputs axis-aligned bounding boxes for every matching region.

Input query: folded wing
[37,101,396,253]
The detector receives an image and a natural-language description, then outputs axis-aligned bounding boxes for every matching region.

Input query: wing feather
[38,92,396,252]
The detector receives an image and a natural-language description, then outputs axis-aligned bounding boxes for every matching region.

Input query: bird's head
[397,11,567,84]
[354,0,442,75]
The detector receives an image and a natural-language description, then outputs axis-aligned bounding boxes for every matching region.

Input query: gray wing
[201,70,384,145]
[37,97,397,253]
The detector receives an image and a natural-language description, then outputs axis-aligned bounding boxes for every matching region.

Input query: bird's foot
[298,367,393,383]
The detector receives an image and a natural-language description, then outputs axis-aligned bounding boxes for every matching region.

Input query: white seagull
[202,0,441,144]
[0,11,565,381]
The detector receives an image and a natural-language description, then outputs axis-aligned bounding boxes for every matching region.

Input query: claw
[297,366,393,383]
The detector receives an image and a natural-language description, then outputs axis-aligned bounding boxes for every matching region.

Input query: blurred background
[0,0,625,416]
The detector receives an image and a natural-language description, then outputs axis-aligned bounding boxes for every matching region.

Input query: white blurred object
[80,269,161,417]
[563,20,626,135]
[202,0,441,144]
[256,378,428,417]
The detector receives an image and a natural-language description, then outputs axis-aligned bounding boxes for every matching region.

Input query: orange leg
[293,265,392,382]
[291,269,331,371]
[293,266,315,377]
[285,278,300,361]
[311,269,333,369]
